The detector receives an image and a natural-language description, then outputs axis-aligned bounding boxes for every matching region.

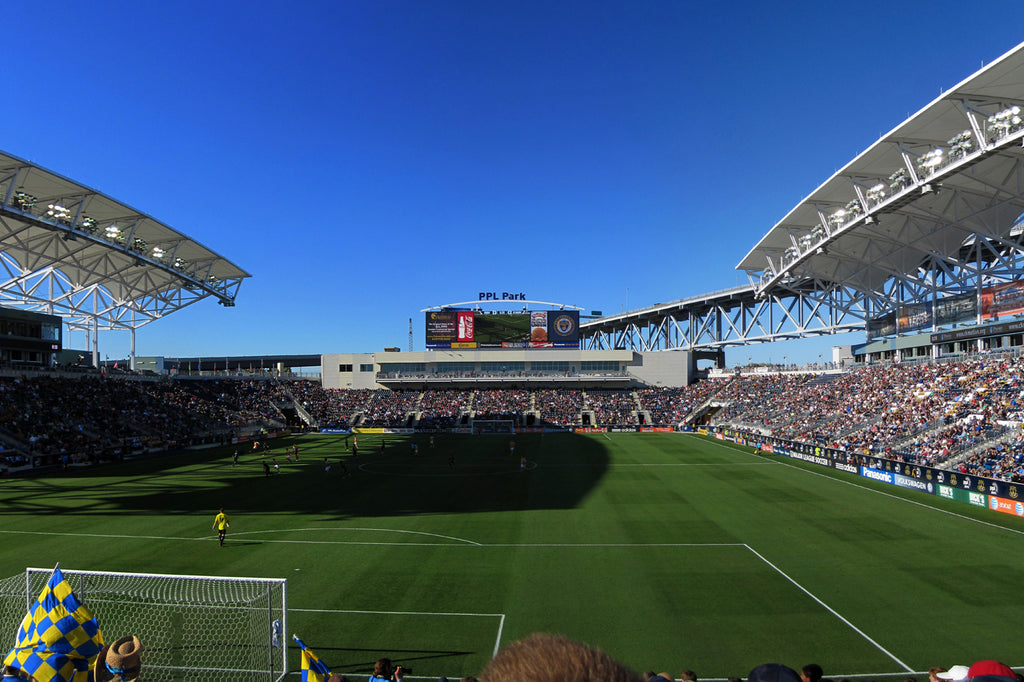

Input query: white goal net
[0,568,287,682]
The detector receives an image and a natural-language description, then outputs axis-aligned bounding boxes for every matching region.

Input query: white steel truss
[0,150,249,354]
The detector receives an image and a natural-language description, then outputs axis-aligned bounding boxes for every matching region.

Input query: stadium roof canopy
[0,150,249,336]
[739,40,1024,298]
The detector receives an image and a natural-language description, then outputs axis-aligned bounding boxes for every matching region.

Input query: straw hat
[94,636,143,682]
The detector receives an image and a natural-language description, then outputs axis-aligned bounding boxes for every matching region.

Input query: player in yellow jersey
[212,508,230,547]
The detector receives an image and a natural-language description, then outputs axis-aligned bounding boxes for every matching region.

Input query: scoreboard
[425,310,580,349]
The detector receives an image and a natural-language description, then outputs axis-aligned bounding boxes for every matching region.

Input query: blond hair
[479,633,642,682]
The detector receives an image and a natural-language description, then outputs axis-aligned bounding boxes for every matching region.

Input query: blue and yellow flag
[3,567,104,682]
[293,635,331,682]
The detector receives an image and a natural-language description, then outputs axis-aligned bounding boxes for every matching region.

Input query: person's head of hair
[803,665,824,682]
[479,633,643,682]
[373,659,392,677]
[681,671,698,682]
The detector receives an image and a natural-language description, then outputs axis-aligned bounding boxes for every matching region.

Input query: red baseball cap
[968,661,1016,681]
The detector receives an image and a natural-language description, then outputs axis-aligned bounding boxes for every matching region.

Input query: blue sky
[6,1,1024,366]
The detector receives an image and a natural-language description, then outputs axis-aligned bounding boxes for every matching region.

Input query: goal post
[0,568,287,682]
[472,420,515,434]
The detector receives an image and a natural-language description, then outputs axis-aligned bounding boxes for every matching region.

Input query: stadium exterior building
[320,348,697,390]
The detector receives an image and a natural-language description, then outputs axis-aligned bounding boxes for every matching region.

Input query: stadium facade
[321,348,698,390]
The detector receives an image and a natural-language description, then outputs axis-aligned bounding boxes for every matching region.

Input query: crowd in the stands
[4,351,1024,481]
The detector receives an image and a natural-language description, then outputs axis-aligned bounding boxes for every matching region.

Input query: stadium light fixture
[46,203,71,224]
[845,199,863,217]
[80,216,97,233]
[889,168,909,193]
[947,130,973,161]
[13,191,37,210]
[866,183,886,205]
[828,208,847,228]
[986,105,1022,140]
[916,148,944,176]
[151,246,165,259]
[105,225,120,239]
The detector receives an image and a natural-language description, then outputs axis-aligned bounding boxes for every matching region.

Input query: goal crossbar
[0,567,288,682]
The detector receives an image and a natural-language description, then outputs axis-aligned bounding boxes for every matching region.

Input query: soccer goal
[472,419,516,434]
[0,568,287,682]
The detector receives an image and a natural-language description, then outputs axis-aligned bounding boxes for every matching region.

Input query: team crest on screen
[553,314,576,335]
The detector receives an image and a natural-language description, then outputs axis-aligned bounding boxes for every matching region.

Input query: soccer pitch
[2,432,1023,680]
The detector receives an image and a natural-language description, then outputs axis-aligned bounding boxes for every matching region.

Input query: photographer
[368,658,404,682]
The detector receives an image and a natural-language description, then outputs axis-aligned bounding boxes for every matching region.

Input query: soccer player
[232,450,239,467]
[212,508,229,547]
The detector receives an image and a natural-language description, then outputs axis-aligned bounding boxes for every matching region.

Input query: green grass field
[2,432,1024,680]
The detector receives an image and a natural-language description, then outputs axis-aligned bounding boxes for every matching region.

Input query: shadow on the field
[317,646,475,674]
[0,433,611,520]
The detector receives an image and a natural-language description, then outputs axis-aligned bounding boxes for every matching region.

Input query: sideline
[700,435,1024,538]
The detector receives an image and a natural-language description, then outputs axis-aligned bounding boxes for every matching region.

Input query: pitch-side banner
[719,427,1024,512]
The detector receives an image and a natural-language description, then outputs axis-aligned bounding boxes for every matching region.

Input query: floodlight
[845,199,863,216]
[866,182,886,205]
[13,191,37,210]
[889,168,909,193]
[80,216,97,233]
[986,106,1023,140]
[151,246,165,259]
[916,148,944,175]
[828,208,847,227]
[46,203,70,223]
[105,225,120,239]
[947,130,973,161]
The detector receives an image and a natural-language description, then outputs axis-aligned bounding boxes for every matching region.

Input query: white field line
[743,544,914,672]
[290,606,506,677]
[701,436,1024,538]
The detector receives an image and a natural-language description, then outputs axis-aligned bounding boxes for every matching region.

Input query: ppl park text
[479,291,527,301]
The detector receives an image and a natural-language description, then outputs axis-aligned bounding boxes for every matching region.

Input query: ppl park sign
[479,291,526,301]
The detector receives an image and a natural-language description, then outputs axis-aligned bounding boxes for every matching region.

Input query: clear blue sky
[6,1,1024,366]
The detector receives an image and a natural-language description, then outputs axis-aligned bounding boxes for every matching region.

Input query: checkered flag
[3,566,104,682]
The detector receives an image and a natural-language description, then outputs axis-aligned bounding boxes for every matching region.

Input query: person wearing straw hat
[94,636,143,682]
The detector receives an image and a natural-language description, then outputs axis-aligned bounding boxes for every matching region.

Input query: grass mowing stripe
[742,544,913,672]
[4,431,1023,677]
[697,434,1024,537]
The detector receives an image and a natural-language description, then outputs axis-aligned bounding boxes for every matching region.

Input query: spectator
[478,633,642,682]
